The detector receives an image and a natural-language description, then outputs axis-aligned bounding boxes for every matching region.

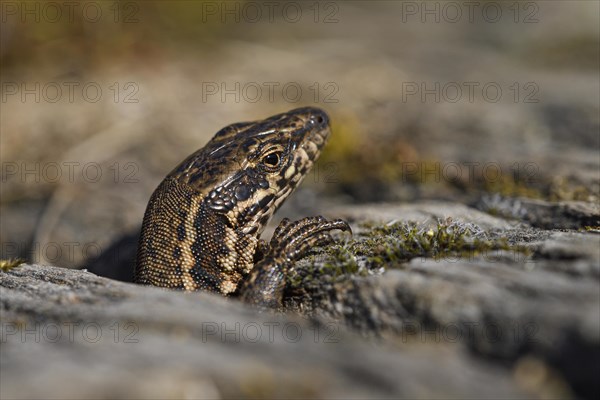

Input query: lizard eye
[262,152,281,167]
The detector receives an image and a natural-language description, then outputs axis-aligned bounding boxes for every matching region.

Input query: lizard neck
[135,177,257,294]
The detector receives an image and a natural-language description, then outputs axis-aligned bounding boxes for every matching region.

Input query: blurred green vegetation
[1,0,598,214]
[320,114,596,203]
[1,0,233,71]
[520,35,600,71]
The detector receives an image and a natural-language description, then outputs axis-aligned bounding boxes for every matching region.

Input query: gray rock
[476,196,600,229]
[329,201,519,230]
[1,264,526,399]
[284,202,600,399]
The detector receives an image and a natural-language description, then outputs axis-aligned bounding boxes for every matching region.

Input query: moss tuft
[286,218,530,295]
[0,258,26,272]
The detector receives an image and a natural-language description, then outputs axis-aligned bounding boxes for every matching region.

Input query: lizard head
[172,107,332,236]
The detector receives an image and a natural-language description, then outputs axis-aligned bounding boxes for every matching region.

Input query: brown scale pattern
[135,107,351,308]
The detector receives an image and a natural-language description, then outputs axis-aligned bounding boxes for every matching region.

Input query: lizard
[135,107,350,309]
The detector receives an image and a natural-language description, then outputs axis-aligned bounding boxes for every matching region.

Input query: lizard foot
[240,216,351,309]
[269,216,352,267]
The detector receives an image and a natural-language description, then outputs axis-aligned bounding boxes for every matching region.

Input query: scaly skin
[135,107,350,309]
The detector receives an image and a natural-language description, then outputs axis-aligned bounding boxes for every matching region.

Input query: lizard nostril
[309,109,329,126]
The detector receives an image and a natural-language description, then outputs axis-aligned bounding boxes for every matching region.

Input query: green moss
[548,177,598,202]
[357,219,528,267]
[581,226,600,233]
[322,245,361,275]
[482,175,545,199]
[287,244,362,291]
[287,219,530,292]
[0,258,25,272]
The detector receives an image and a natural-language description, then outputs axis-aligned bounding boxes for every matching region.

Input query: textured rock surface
[1,264,526,399]
[1,2,598,399]
[2,197,599,399]
[287,201,600,399]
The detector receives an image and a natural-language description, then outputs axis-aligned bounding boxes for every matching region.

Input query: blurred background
[1,0,598,269]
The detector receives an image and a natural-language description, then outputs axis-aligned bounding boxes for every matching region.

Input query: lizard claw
[241,216,351,307]
[269,216,351,264]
